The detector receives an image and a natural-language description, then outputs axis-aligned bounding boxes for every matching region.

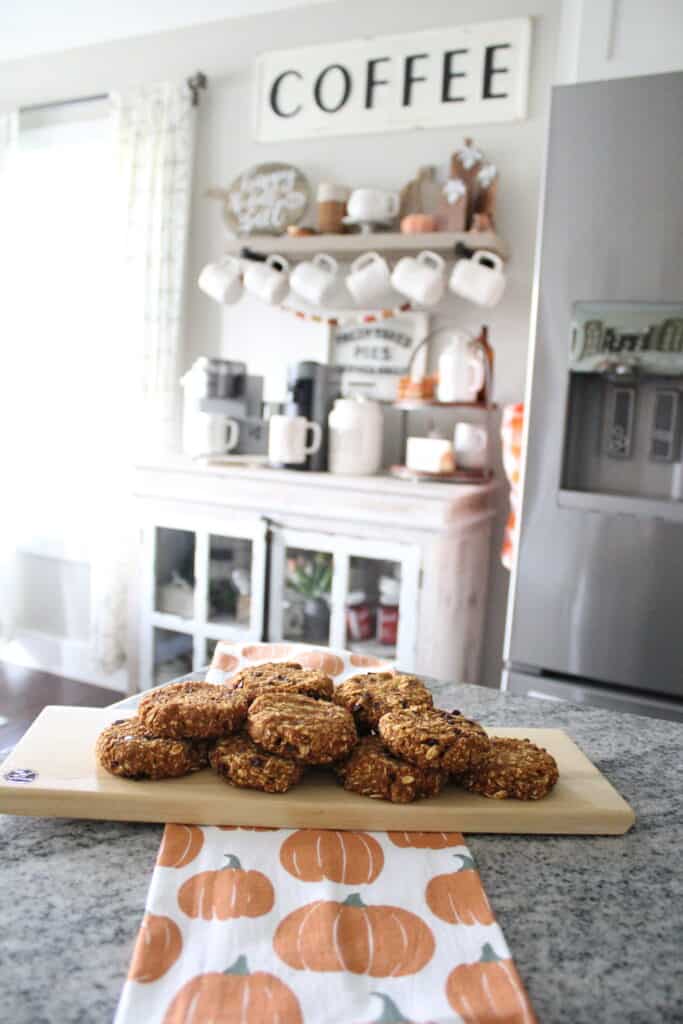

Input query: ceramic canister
[328,398,383,475]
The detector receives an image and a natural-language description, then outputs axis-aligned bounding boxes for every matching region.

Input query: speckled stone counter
[1,681,682,1024]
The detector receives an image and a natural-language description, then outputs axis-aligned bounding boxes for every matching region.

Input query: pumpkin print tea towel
[116,825,536,1023]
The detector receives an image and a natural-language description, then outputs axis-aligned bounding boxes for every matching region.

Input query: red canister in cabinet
[377,576,400,646]
[346,591,373,641]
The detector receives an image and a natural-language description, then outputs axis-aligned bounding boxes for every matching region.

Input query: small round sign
[212,162,311,236]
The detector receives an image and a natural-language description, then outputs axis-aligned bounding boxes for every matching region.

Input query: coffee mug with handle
[186,413,240,459]
[345,251,392,306]
[454,421,488,470]
[289,253,339,305]
[269,414,323,466]
[391,250,446,306]
[198,256,243,304]
[347,188,400,222]
[449,250,506,307]
[244,254,290,305]
[437,331,486,403]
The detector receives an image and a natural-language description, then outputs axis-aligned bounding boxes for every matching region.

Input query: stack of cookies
[96,664,558,803]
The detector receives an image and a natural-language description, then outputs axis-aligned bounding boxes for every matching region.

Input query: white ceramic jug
[437,331,486,403]
[328,398,383,475]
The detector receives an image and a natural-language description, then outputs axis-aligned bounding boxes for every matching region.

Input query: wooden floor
[0,662,120,758]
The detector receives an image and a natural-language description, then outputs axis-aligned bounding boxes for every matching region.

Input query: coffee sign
[254,18,531,142]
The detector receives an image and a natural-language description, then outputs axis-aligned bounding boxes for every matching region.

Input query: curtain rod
[20,71,208,114]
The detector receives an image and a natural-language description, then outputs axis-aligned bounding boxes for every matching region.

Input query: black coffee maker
[286,361,341,471]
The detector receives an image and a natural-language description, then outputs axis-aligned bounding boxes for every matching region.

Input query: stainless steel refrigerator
[503,71,683,722]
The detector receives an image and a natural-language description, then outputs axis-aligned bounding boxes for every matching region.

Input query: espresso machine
[181,358,267,458]
[285,360,341,471]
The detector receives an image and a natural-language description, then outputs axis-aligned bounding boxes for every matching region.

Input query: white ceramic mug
[454,422,488,469]
[345,251,392,306]
[198,257,243,304]
[347,188,399,222]
[289,253,339,305]
[405,436,455,474]
[268,414,323,465]
[185,412,240,459]
[449,250,506,307]
[244,254,290,305]
[391,250,446,306]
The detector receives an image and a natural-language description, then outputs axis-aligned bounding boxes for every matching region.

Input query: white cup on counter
[347,188,399,223]
[345,252,392,306]
[454,422,488,470]
[449,250,507,307]
[289,253,339,305]
[391,250,446,306]
[405,436,455,474]
[244,254,290,305]
[198,256,243,304]
[268,414,323,466]
[185,413,240,459]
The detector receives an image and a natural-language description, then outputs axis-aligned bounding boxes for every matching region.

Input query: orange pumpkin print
[388,831,465,850]
[274,893,434,976]
[127,913,182,983]
[218,826,279,832]
[296,650,345,675]
[446,943,537,1024]
[178,854,274,920]
[157,825,204,868]
[213,651,239,672]
[163,954,302,1024]
[242,643,295,661]
[280,830,384,884]
[425,853,495,926]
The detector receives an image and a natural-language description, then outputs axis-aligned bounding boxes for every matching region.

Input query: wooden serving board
[0,707,635,835]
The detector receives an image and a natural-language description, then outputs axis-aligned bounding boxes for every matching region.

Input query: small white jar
[328,398,383,475]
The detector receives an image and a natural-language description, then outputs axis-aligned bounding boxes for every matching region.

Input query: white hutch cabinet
[130,457,497,692]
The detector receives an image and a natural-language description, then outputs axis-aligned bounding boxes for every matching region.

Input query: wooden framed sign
[331,312,429,401]
[254,18,531,142]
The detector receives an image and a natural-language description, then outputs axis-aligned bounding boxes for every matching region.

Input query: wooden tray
[0,707,635,835]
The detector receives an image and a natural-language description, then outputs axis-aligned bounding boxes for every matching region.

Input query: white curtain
[90,82,197,674]
[0,111,19,643]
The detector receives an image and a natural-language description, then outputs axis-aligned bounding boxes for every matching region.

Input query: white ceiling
[0,0,334,63]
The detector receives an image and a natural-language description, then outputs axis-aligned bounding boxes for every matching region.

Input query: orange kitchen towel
[116,825,536,1023]
[501,403,524,570]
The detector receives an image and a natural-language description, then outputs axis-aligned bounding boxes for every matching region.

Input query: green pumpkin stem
[480,943,502,964]
[371,991,412,1023]
[343,893,365,908]
[225,954,249,976]
[453,853,477,872]
[224,853,242,870]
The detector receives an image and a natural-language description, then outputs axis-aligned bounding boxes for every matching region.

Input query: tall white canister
[328,397,383,475]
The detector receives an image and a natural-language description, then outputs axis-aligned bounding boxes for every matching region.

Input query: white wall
[1,0,560,688]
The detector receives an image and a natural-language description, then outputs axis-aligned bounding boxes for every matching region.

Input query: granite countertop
[2,681,682,1024]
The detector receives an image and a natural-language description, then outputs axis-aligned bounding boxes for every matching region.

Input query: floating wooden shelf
[223,230,508,262]
[392,399,498,412]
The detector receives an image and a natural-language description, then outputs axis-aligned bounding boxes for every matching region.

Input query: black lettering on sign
[314,64,352,113]
[442,49,468,103]
[365,57,390,109]
[483,43,510,99]
[269,70,303,117]
[403,54,428,107]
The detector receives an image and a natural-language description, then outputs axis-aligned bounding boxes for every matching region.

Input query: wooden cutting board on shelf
[0,706,635,835]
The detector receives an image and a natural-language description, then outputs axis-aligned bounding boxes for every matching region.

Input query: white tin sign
[255,18,531,142]
[332,313,429,401]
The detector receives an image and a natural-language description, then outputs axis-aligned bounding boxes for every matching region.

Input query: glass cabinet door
[206,534,254,629]
[153,627,194,685]
[153,527,195,619]
[345,555,402,661]
[279,546,334,646]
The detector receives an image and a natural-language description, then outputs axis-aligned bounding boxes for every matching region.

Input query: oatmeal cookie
[247,692,357,764]
[333,672,433,732]
[459,737,559,800]
[379,708,490,775]
[334,736,447,804]
[226,662,334,703]
[96,718,208,779]
[138,681,249,739]
[210,733,303,794]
